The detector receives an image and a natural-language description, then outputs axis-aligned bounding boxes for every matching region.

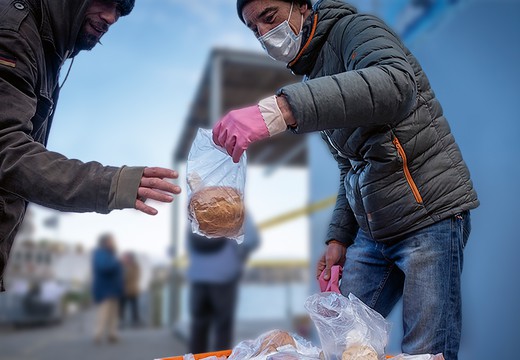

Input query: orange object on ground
[159,349,232,360]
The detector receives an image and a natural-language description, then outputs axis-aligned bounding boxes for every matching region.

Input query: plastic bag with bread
[227,329,322,360]
[305,292,390,360]
[186,128,246,242]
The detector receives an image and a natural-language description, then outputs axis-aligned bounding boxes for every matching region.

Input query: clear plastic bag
[186,128,247,242]
[304,292,391,360]
[392,354,445,360]
[227,329,322,360]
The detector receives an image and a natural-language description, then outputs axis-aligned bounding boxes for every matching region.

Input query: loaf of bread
[189,186,245,238]
[341,344,378,360]
[254,330,297,356]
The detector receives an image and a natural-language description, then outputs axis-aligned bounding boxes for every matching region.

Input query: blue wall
[309,1,520,358]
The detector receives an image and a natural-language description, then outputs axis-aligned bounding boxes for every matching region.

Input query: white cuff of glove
[258,95,287,136]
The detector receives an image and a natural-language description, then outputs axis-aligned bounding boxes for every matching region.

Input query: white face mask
[258,2,304,63]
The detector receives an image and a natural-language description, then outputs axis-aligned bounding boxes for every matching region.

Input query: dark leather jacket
[0,0,143,290]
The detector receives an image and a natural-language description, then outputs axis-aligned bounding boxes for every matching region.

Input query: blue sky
[49,0,260,167]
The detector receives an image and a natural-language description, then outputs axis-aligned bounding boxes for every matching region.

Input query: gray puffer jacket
[278,0,479,245]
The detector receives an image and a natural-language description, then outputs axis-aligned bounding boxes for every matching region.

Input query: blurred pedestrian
[92,233,123,344]
[213,1,479,358]
[0,0,182,292]
[187,215,259,353]
[119,251,141,327]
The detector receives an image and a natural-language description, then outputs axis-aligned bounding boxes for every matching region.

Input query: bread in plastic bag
[187,128,246,242]
[227,329,322,360]
[304,292,390,360]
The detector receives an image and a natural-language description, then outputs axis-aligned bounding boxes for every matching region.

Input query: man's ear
[298,2,309,14]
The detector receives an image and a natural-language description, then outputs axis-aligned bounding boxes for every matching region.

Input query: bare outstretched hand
[135,167,181,215]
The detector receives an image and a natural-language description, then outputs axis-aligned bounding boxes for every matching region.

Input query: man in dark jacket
[0,0,182,291]
[212,0,479,358]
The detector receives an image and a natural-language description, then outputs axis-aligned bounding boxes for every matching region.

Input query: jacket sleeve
[0,29,143,213]
[279,15,417,132]
[242,215,260,252]
[325,146,358,247]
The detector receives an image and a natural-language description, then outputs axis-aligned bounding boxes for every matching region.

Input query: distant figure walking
[92,233,123,344]
[120,251,141,327]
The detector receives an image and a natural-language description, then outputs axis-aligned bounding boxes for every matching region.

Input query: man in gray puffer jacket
[0,0,182,292]
[213,0,479,358]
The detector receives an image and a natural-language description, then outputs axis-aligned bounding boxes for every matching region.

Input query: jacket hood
[29,0,91,62]
[289,0,357,75]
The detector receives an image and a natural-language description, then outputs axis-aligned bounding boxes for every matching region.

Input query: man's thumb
[322,265,331,281]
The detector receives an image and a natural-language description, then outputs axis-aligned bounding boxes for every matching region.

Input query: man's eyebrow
[258,6,277,19]
[246,6,278,29]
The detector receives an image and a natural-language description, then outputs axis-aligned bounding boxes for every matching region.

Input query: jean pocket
[454,211,471,249]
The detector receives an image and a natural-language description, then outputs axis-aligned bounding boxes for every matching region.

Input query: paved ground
[0,309,295,360]
[0,309,186,360]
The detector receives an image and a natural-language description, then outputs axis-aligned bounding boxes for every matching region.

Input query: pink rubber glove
[213,105,269,163]
[213,96,288,163]
[318,265,343,293]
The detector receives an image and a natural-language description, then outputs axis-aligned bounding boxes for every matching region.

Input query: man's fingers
[316,255,326,279]
[140,178,181,195]
[135,168,181,215]
[322,266,331,281]
[213,122,223,146]
[135,199,158,216]
[143,167,179,179]
[138,187,175,203]
[232,145,244,163]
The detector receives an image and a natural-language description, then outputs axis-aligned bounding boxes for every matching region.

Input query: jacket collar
[288,0,357,75]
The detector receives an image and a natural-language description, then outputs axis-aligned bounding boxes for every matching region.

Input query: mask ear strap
[288,2,294,20]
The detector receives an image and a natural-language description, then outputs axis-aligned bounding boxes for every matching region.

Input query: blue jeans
[340,212,471,360]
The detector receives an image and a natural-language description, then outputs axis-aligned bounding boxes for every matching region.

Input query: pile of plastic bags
[183,292,444,360]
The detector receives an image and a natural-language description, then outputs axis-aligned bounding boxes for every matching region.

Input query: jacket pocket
[393,136,423,204]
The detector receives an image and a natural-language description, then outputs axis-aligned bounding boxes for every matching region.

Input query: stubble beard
[75,19,108,52]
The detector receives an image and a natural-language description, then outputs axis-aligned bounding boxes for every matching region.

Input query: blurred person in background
[187,215,259,354]
[92,233,123,344]
[119,251,141,327]
[0,0,182,292]
[212,0,479,358]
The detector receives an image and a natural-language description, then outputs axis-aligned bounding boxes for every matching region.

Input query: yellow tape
[248,259,308,267]
[173,256,309,269]
[257,195,337,230]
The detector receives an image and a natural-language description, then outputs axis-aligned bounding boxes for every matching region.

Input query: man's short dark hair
[236,0,313,23]
[116,0,135,16]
